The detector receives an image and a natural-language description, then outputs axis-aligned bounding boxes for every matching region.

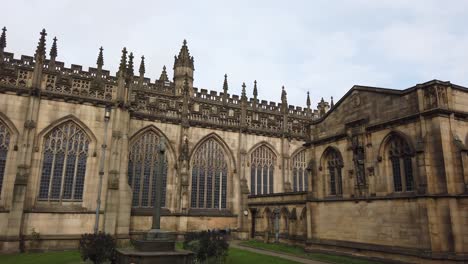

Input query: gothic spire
[49,37,57,60]
[0,27,6,50]
[306,91,311,109]
[331,96,334,108]
[223,74,228,93]
[118,47,127,74]
[159,65,169,82]
[96,46,104,69]
[253,80,258,98]
[139,55,145,76]
[174,39,194,69]
[127,52,134,77]
[35,29,47,61]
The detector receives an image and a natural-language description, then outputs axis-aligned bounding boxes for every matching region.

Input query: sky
[2,0,468,108]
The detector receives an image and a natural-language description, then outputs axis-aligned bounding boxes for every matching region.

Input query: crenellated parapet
[0,28,329,140]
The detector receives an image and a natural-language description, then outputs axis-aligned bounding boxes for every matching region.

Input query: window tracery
[128,131,168,208]
[0,121,10,196]
[387,134,414,192]
[38,121,90,201]
[292,150,307,192]
[191,138,227,209]
[250,145,276,195]
[324,148,343,196]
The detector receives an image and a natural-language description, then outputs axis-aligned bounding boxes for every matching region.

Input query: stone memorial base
[115,229,193,264]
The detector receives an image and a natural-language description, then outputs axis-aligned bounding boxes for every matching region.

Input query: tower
[173,39,194,96]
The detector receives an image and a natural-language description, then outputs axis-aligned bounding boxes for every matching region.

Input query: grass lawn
[0,247,300,264]
[241,240,382,264]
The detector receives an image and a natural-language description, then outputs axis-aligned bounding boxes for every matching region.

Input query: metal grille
[292,150,307,192]
[250,145,276,195]
[191,138,228,209]
[38,121,90,201]
[128,131,168,208]
[0,121,10,196]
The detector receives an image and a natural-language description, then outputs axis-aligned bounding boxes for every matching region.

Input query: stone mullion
[47,150,58,200]
[70,150,79,200]
[58,137,71,202]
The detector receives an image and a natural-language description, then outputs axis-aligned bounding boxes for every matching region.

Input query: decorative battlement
[0,28,334,139]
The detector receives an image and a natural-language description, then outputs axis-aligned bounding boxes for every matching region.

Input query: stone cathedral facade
[0,28,467,263]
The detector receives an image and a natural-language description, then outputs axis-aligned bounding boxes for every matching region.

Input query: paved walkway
[230,240,327,264]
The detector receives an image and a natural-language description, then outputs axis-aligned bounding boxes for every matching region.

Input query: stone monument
[116,138,193,264]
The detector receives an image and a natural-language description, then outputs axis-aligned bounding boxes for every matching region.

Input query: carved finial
[159,65,169,82]
[49,37,57,59]
[223,74,228,92]
[331,96,334,108]
[307,91,311,108]
[35,29,47,60]
[183,39,187,46]
[241,82,247,99]
[0,27,7,50]
[127,52,134,77]
[253,80,258,97]
[139,55,145,76]
[96,46,104,69]
[119,47,127,73]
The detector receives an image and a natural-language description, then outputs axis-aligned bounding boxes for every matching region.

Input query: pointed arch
[320,146,344,196]
[248,141,280,158]
[189,133,234,209]
[249,142,278,195]
[189,132,236,169]
[291,148,308,192]
[0,112,17,197]
[37,119,92,201]
[380,131,415,192]
[128,125,173,208]
[129,125,176,164]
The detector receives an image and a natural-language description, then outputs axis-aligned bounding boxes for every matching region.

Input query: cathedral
[0,28,467,263]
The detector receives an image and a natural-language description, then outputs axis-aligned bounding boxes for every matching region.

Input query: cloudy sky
[3,0,468,107]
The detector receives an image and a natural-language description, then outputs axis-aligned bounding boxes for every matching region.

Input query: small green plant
[31,228,40,241]
[79,232,116,264]
[183,230,229,263]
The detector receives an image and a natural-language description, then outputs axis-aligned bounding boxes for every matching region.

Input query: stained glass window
[0,121,10,196]
[324,148,343,196]
[388,134,414,192]
[128,131,168,208]
[292,150,307,192]
[250,145,276,195]
[191,138,228,209]
[38,121,90,201]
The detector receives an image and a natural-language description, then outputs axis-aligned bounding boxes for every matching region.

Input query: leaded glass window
[191,138,228,209]
[128,131,168,208]
[0,121,11,196]
[324,148,343,196]
[250,145,276,195]
[38,121,90,201]
[292,150,307,192]
[388,134,414,192]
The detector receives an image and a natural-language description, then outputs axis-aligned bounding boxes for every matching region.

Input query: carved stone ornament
[24,120,36,130]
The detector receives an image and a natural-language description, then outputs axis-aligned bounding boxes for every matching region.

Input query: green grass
[0,251,82,264]
[0,247,300,264]
[241,240,382,264]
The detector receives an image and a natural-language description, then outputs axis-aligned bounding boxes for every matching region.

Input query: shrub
[183,230,229,263]
[79,232,116,264]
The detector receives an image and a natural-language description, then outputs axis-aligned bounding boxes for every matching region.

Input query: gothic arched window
[191,138,228,209]
[128,131,168,208]
[0,121,11,196]
[250,145,276,195]
[38,121,90,201]
[387,134,414,192]
[324,148,343,196]
[292,150,307,192]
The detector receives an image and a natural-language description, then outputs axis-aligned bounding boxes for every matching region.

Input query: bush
[79,232,116,264]
[183,230,229,264]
